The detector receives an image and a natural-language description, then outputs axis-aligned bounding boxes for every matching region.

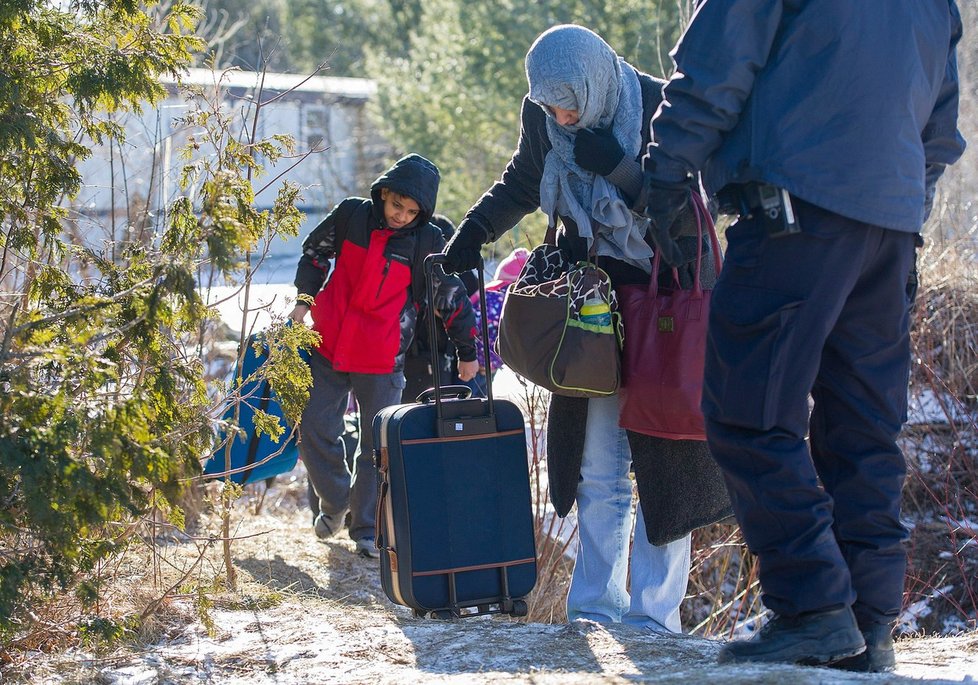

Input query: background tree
[192,0,691,252]
[189,0,422,73]
[363,0,690,255]
[0,0,315,640]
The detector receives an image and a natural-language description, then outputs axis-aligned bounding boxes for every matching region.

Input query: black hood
[370,154,440,229]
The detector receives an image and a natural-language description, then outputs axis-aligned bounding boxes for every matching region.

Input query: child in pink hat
[485,247,531,290]
[467,247,530,396]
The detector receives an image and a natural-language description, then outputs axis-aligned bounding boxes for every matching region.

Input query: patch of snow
[96,665,161,685]
[727,611,768,640]
[900,585,956,635]
[907,388,971,425]
[940,515,978,536]
[203,283,296,337]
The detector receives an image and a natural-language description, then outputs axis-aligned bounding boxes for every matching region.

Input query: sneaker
[831,623,896,673]
[717,607,866,666]
[313,512,342,540]
[355,536,380,559]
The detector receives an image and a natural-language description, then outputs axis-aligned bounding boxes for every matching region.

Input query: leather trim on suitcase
[413,557,536,577]
[400,428,525,444]
[384,489,405,601]
[375,398,537,615]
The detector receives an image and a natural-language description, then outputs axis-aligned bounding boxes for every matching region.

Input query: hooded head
[429,214,456,242]
[524,25,623,134]
[370,153,440,230]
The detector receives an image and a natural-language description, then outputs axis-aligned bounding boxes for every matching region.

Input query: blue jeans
[567,394,692,633]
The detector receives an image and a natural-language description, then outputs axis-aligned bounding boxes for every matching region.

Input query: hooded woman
[444,25,731,633]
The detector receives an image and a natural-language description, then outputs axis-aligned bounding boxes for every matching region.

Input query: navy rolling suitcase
[373,255,537,619]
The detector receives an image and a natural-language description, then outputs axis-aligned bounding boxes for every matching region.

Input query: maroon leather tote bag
[618,192,722,440]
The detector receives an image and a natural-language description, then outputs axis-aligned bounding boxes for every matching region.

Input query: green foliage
[0,0,206,634]
[193,582,218,637]
[253,322,319,423]
[190,0,424,74]
[0,0,314,643]
[78,615,129,647]
[280,0,385,74]
[0,0,204,257]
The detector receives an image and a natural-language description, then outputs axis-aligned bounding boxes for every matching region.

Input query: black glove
[443,219,488,274]
[638,175,695,268]
[573,128,625,177]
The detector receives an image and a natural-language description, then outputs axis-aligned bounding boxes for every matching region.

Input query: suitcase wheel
[431,609,459,620]
[510,599,528,618]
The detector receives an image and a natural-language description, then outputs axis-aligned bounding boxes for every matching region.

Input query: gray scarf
[526,25,652,271]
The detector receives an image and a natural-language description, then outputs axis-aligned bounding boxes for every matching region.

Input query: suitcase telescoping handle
[423,253,496,419]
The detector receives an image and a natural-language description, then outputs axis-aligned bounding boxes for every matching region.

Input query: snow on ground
[19,491,978,685]
[908,388,974,426]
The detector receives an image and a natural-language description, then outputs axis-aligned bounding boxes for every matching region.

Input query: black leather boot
[831,622,897,672]
[717,606,866,666]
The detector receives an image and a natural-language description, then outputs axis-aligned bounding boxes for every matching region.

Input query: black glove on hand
[573,128,625,177]
[638,175,695,268]
[443,219,488,274]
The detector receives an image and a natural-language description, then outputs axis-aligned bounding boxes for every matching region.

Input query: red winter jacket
[294,155,477,374]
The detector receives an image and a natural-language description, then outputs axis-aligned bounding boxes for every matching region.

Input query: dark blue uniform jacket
[645,0,967,231]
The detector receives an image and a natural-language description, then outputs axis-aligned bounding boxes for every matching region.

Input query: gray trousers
[300,351,405,541]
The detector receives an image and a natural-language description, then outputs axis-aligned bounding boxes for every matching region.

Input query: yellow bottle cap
[581,302,610,316]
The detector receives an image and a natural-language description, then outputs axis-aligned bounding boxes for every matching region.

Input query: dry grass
[900,235,978,634]
[912,242,978,404]
[683,524,761,638]
[506,377,577,625]
[0,516,212,669]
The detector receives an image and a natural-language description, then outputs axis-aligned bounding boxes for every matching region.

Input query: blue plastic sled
[203,331,302,484]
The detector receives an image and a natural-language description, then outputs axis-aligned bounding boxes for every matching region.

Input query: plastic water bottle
[580,289,611,326]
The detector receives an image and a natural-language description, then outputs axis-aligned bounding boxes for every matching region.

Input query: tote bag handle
[648,191,723,298]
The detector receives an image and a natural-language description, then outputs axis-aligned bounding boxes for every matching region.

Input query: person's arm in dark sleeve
[643,0,784,183]
[295,199,356,296]
[290,199,351,321]
[922,1,967,221]
[433,265,478,365]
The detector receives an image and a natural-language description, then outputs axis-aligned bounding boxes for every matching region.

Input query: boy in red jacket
[289,154,478,557]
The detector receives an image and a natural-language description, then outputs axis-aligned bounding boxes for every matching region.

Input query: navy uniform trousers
[703,197,917,628]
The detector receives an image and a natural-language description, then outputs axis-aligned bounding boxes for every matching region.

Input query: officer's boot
[717,606,865,666]
[831,621,897,673]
